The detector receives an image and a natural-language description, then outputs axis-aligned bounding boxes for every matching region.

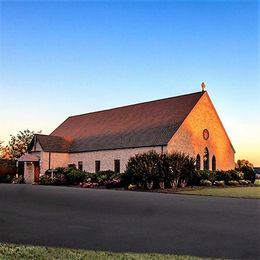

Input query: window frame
[212,155,216,171]
[196,154,201,170]
[95,160,101,173]
[78,161,83,171]
[114,159,120,173]
[203,147,209,170]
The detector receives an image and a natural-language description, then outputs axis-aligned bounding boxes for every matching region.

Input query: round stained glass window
[203,129,209,140]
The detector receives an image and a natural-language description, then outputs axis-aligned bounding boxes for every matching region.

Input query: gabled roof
[48,91,205,152]
[18,153,40,162]
[32,134,71,152]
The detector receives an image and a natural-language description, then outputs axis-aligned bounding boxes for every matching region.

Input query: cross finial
[201,82,206,91]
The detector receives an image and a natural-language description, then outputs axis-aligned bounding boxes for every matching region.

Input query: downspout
[48,152,51,169]
[161,145,164,154]
[33,135,36,151]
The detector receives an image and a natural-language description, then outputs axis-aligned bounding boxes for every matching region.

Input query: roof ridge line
[69,91,204,118]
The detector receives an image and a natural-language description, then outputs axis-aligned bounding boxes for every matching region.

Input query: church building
[19,87,235,183]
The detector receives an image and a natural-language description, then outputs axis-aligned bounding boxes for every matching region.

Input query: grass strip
[179,186,260,199]
[0,243,206,260]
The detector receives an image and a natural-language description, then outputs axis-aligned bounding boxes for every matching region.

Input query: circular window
[203,129,209,140]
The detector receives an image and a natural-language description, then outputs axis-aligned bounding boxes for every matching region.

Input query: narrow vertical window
[196,154,201,170]
[203,147,209,170]
[212,155,216,171]
[78,161,83,171]
[95,160,100,173]
[114,160,120,173]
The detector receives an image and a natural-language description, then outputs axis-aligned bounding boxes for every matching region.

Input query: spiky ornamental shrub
[180,154,196,187]
[167,153,185,188]
[124,151,195,189]
[161,152,195,188]
[124,151,161,189]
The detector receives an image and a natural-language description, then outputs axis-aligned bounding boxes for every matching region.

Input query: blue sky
[0,0,259,164]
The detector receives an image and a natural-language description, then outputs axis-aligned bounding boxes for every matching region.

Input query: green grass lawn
[254,179,260,186]
[0,243,205,260]
[178,186,260,199]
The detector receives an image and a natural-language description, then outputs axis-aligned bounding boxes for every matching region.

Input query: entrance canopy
[18,153,40,162]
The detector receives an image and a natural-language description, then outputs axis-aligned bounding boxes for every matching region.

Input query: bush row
[39,166,121,189]
[38,152,256,190]
[122,151,256,189]
[189,167,255,186]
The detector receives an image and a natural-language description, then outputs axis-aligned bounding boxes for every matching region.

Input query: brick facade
[69,146,166,173]
[167,92,235,170]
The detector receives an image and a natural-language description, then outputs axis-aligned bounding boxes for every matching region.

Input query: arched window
[212,155,216,171]
[203,147,209,170]
[196,154,201,170]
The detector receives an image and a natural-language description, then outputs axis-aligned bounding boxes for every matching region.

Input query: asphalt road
[0,184,259,259]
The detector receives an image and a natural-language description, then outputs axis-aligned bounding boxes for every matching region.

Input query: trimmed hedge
[40,167,121,188]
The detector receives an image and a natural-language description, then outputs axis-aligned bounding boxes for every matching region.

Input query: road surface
[0,184,259,258]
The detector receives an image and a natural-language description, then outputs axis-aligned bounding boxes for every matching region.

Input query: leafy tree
[236,159,254,169]
[0,141,3,155]
[0,141,9,160]
[3,129,40,160]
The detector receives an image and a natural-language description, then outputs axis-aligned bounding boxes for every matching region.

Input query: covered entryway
[18,153,40,183]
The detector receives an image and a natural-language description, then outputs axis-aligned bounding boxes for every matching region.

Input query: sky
[0,0,259,165]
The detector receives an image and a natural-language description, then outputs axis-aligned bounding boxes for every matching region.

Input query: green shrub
[84,172,98,183]
[239,180,250,185]
[189,170,215,186]
[52,174,68,185]
[128,184,137,190]
[200,179,212,186]
[124,151,161,189]
[54,167,66,175]
[240,166,255,183]
[228,170,243,181]
[228,180,239,186]
[96,170,115,185]
[39,175,53,185]
[0,174,13,183]
[80,170,122,189]
[188,170,201,186]
[167,153,195,188]
[12,175,25,184]
[44,167,68,185]
[215,170,232,184]
[64,167,85,185]
[0,159,16,176]
[124,151,195,189]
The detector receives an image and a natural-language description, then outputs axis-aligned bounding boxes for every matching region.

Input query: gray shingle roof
[35,134,71,152]
[45,91,204,152]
